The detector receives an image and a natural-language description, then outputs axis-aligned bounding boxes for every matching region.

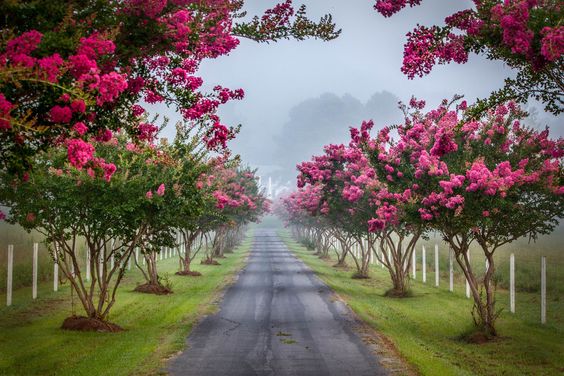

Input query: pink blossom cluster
[373,0,421,18]
[402,25,468,79]
[0,94,14,130]
[375,0,563,77]
[207,166,265,216]
[67,139,95,169]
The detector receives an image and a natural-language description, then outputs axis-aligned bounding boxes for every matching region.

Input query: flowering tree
[207,163,269,261]
[296,141,381,276]
[130,137,205,294]
[0,0,340,174]
[364,97,564,336]
[373,0,563,115]
[277,186,327,251]
[0,135,167,330]
[347,120,426,294]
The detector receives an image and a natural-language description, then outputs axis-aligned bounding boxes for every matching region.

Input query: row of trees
[277,0,563,338]
[277,98,564,338]
[0,0,339,330]
[0,125,269,330]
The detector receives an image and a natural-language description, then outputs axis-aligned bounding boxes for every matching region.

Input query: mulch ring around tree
[201,258,221,265]
[133,283,172,295]
[175,270,202,277]
[61,316,123,332]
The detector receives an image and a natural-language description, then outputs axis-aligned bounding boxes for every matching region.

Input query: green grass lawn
[0,234,252,376]
[280,231,564,376]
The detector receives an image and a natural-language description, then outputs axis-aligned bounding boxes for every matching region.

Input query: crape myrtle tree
[277,185,326,250]
[364,97,564,336]
[170,126,213,277]
[296,140,381,277]
[291,186,334,259]
[0,0,340,175]
[208,164,269,260]
[132,134,205,293]
[372,0,563,115]
[278,183,331,250]
[0,134,169,330]
[351,118,429,296]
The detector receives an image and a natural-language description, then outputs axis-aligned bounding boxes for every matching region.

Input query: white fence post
[510,253,515,314]
[449,248,453,292]
[32,243,38,299]
[98,248,103,280]
[465,250,470,299]
[434,244,439,287]
[541,256,546,324]
[53,244,59,292]
[86,249,91,282]
[7,244,13,306]
[411,248,416,279]
[110,239,115,271]
[422,245,426,283]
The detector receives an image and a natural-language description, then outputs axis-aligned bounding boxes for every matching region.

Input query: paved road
[168,229,387,376]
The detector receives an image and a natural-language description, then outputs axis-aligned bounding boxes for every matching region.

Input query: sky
[155,0,562,190]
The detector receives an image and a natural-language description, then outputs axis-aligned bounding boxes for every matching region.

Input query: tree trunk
[454,244,498,337]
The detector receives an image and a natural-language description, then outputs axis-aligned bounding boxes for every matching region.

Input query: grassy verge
[280,231,563,376]
[0,234,252,376]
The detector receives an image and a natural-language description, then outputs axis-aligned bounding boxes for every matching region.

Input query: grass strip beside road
[280,231,563,376]
[0,235,252,376]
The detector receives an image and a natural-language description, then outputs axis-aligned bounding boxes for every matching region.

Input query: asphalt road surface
[168,229,387,376]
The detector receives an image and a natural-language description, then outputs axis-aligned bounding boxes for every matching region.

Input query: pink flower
[5,30,42,67]
[96,129,113,142]
[374,0,421,17]
[67,139,95,169]
[68,54,98,79]
[127,77,145,94]
[96,72,128,106]
[100,162,116,182]
[38,54,63,82]
[0,94,14,130]
[49,105,72,123]
[73,122,88,136]
[482,210,490,217]
[146,190,153,199]
[77,33,115,59]
[540,26,563,62]
[342,185,364,202]
[156,183,165,196]
[138,122,159,142]
[132,104,145,116]
[144,90,164,104]
[70,99,86,113]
